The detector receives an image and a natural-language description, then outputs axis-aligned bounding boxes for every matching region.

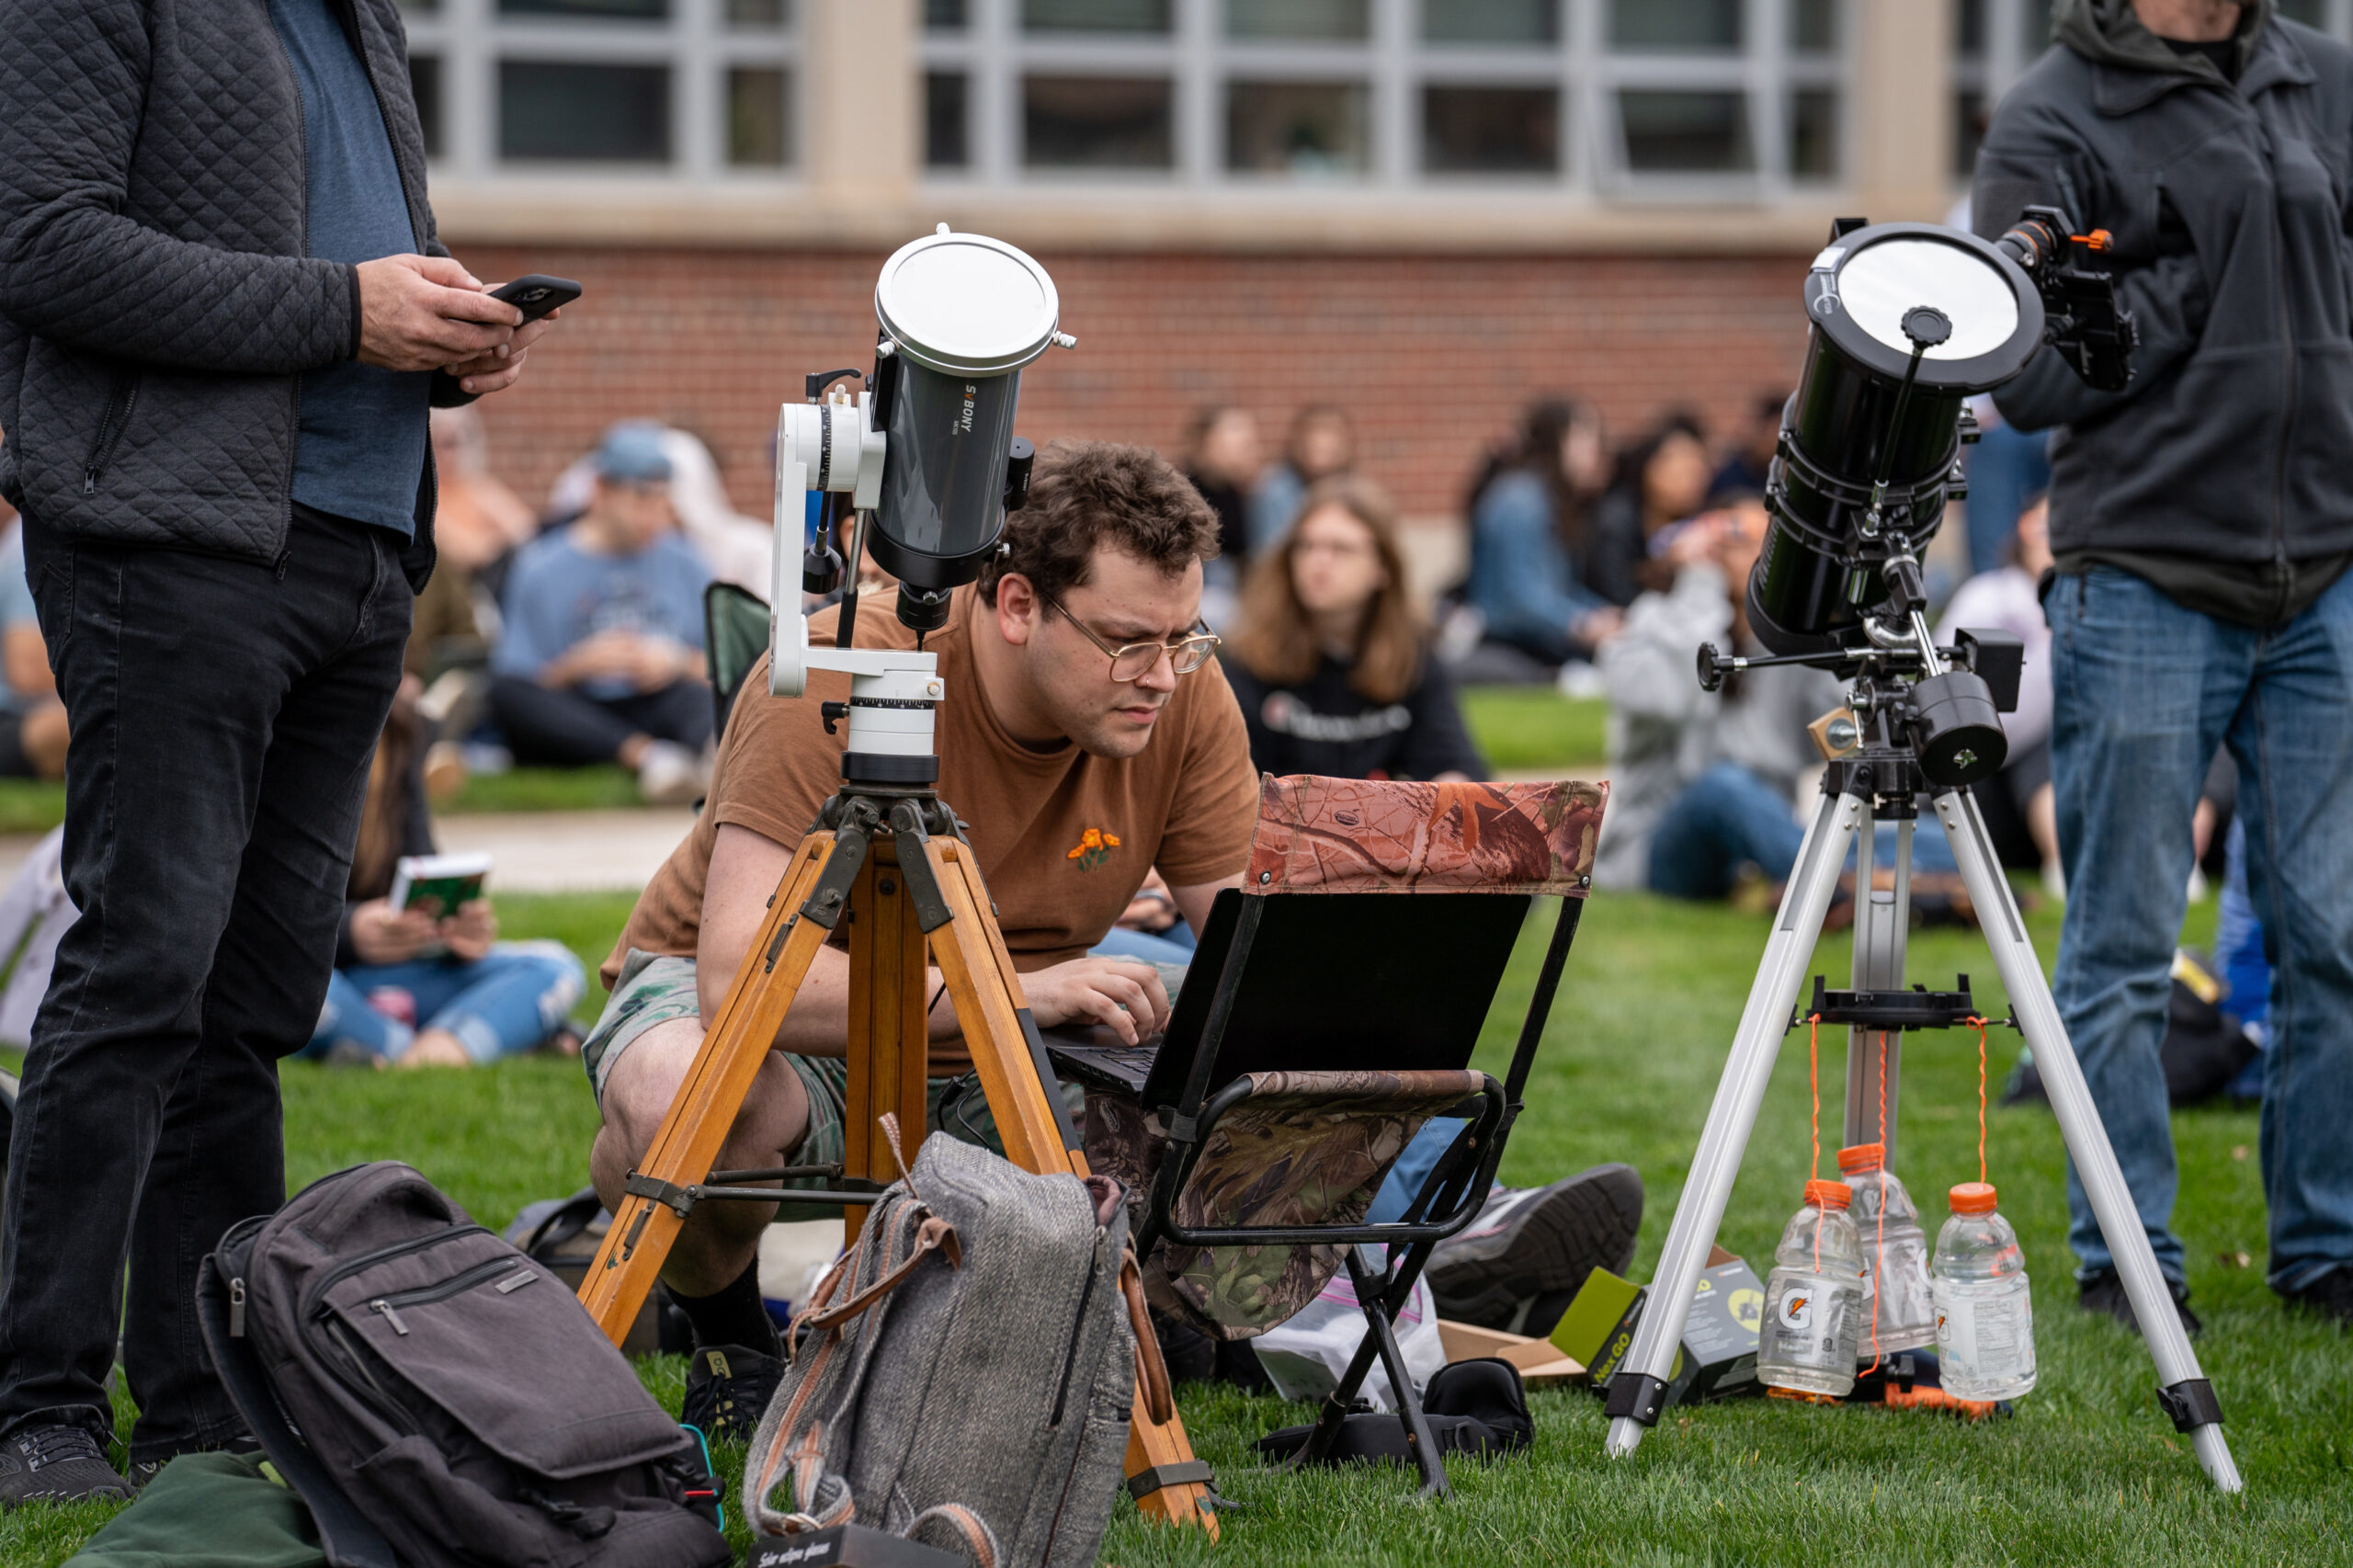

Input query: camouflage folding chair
[702,579,771,742]
[1073,776,1607,1499]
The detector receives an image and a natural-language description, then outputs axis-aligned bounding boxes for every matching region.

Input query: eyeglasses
[1045,598,1221,682]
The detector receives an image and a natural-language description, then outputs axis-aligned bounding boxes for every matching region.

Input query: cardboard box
[1436,1318,1585,1388]
[1550,1247,1766,1405]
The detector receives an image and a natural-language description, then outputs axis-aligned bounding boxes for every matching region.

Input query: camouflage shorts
[583,948,1070,1210]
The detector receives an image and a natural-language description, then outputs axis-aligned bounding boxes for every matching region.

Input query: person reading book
[306,684,585,1068]
[580,441,1643,1440]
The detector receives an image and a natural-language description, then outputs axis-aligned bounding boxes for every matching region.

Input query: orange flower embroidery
[1066,826,1122,871]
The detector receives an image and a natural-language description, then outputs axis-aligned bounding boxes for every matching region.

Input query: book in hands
[388,853,493,919]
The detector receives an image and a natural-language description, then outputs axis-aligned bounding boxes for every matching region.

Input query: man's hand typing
[1021,955,1172,1045]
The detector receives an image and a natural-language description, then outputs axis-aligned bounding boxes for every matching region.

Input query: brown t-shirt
[608,586,1259,1072]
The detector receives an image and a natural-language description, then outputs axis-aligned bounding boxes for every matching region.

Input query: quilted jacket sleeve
[0,0,356,375]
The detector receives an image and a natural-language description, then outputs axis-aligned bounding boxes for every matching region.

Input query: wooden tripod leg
[920,836,1221,1539]
[842,838,932,1244]
[577,831,852,1345]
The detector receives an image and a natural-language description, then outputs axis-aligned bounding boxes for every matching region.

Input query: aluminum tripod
[1598,760,2242,1492]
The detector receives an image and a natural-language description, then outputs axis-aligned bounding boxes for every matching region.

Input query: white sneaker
[636,740,704,805]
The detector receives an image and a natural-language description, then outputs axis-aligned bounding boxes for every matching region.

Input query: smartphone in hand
[488,274,582,322]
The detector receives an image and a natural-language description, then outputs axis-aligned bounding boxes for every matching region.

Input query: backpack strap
[800,1215,961,1330]
[1120,1247,1174,1425]
[195,1253,399,1568]
[906,1503,1002,1568]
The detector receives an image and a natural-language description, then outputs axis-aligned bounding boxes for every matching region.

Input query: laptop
[1043,887,1533,1110]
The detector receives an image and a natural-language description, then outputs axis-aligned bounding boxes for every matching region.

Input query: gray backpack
[744,1131,1165,1567]
[197,1162,732,1568]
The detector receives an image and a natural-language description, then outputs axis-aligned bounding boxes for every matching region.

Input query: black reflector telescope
[1749,222,2045,655]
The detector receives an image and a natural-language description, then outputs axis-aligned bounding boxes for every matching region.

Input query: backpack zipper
[1048,1228,1108,1428]
[81,375,139,494]
[360,1255,532,1336]
[321,1314,420,1437]
[229,1278,246,1338]
[297,1222,490,1323]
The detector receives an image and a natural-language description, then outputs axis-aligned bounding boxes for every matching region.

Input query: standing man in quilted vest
[1974,0,2353,1334]
[0,0,558,1503]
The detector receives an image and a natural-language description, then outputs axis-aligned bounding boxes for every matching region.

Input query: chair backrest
[1142,776,1608,1114]
[703,580,771,738]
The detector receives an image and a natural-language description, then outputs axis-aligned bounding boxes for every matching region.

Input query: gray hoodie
[1592,564,1843,892]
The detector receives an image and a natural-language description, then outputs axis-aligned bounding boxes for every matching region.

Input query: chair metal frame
[1129,890,1588,1498]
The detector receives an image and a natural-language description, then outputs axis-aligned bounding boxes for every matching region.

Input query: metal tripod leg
[1933,790,2243,1493]
[1846,811,1912,1157]
[1603,790,1865,1453]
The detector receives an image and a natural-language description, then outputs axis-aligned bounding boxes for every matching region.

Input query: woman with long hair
[1464,397,1622,666]
[1586,410,1715,607]
[1223,474,1483,781]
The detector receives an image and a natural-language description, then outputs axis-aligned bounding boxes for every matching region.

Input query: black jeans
[0,509,410,1459]
[488,674,712,766]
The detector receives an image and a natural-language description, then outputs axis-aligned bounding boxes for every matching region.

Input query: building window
[1227,80,1370,175]
[1611,0,1742,52]
[409,54,444,160]
[1620,89,1751,173]
[1423,85,1558,174]
[1423,0,1558,45]
[1226,0,1370,41]
[727,66,790,165]
[926,71,970,167]
[1023,0,1170,34]
[1024,75,1175,168]
[500,61,671,162]
[922,0,1846,194]
[500,0,669,17]
[395,0,799,179]
[1949,0,2073,188]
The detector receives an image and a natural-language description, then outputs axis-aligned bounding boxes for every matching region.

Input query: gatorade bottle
[1931,1181,2037,1402]
[1756,1179,1866,1398]
[1837,1143,1936,1356]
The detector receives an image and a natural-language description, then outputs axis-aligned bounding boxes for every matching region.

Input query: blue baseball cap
[593,423,673,483]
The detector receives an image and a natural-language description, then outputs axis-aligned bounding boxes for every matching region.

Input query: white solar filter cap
[1835,235,2020,363]
[874,227,1062,377]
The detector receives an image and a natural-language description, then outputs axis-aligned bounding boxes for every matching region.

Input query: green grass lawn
[1461,687,1608,774]
[7,891,2347,1566]
[0,767,647,835]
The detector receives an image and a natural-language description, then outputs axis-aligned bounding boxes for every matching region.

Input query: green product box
[1552,1256,1767,1405]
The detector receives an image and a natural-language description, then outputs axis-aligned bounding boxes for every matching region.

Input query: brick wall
[455,243,1815,525]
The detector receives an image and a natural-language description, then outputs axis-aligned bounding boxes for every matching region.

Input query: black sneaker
[0,1425,130,1508]
[680,1343,783,1446]
[2078,1267,2202,1339]
[1426,1165,1643,1339]
[2280,1266,2353,1327]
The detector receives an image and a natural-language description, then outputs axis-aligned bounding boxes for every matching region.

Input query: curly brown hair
[976,439,1221,607]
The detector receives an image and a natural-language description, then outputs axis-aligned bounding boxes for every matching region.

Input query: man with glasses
[580,441,1258,1434]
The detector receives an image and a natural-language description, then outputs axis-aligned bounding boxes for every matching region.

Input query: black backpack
[197,1161,731,1568]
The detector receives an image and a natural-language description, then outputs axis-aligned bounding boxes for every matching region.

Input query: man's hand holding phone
[353,256,567,396]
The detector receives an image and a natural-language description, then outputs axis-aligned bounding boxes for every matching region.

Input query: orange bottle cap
[1949,1181,1999,1214]
[1804,1178,1853,1210]
[1836,1143,1886,1174]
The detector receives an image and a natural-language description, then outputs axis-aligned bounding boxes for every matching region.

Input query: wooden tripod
[575,785,1219,1536]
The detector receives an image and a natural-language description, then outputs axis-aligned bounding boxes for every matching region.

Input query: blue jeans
[1645,762,1959,901]
[2048,566,2353,1292]
[1963,421,2051,574]
[304,940,585,1064]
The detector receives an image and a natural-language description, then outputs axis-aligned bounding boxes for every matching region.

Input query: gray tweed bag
[743,1129,1165,1567]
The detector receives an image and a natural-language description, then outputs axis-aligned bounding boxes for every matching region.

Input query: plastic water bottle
[1757,1179,1867,1398]
[1837,1142,1936,1356]
[1931,1181,2037,1402]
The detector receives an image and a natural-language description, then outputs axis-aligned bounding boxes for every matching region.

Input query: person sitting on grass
[306,682,585,1068]
[579,440,1643,1439]
[1222,474,1483,784]
[488,424,714,804]
[1594,496,1966,902]
[0,515,67,781]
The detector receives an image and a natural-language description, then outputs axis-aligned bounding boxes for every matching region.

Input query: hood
[2053,0,2275,81]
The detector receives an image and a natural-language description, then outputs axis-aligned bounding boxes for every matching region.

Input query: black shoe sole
[2078,1278,2202,1340]
[1427,1165,1643,1336]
